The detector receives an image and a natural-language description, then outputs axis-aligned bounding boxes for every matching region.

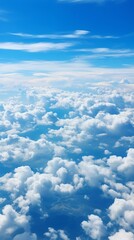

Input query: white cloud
[0,135,55,163]
[10,30,89,39]
[0,85,133,239]
[0,166,34,198]
[0,205,29,239]
[81,214,106,239]
[109,195,134,230]
[108,148,134,178]
[90,34,119,39]
[78,48,134,58]
[108,229,134,240]
[78,156,111,187]
[0,59,134,88]
[0,42,73,52]
[13,232,37,240]
[0,197,6,204]
[44,227,70,240]
[10,30,121,41]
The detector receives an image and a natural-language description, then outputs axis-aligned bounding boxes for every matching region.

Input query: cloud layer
[0,84,133,239]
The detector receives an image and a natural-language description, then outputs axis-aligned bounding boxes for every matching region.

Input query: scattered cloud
[44,227,70,240]
[0,85,133,239]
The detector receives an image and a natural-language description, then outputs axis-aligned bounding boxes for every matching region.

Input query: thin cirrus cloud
[90,34,119,39]
[0,42,73,52]
[10,31,120,40]
[77,47,134,58]
[10,30,90,39]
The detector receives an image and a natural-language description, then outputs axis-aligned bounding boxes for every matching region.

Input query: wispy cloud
[10,30,118,39]
[76,47,134,58]
[10,31,119,40]
[0,42,73,52]
[0,59,133,88]
[10,30,89,39]
[90,34,119,39]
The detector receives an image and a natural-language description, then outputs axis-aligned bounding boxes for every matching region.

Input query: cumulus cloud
[44,227,70,240]
[0,205,30,239]
[0,166,34,198]
[81,214,106,239]
[0,135,55,164]
[78,156,111,187]
[108,229,134,240]
[109,195,134,230]
[107,148,134,178]
[0,86,133,239]
[13,232,37,240]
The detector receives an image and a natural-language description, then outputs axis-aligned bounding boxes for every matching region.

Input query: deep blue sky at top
[0,0,134,66]
[0,0,133,35]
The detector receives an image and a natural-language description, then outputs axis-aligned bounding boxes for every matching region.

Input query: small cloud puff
[81,214,106,239]
[44,227,70,240]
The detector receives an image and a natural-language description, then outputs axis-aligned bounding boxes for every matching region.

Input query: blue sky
[0,0,134,73]
[0,0,134,88]
[0,0,134,89]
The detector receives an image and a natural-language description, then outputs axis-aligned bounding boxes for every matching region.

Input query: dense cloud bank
[0,85,133,239]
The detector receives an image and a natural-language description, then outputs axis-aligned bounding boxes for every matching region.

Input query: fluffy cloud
[0,134,55,164]
[108,148,134,178]
[78,156,111,187]
[81,214,106,239]
[0,86,133,239]
[0,205,30,239]
[44,227,70,240]
[109,195,134,230]
[13,232,37,240]
[0,166,34,198]
[108,229,134,240]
